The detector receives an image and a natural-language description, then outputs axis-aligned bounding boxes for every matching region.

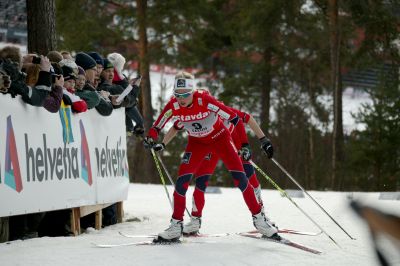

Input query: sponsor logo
[217,109,230,120]
[207,103,219,112]
[95,136,128,178]
[179,111,210,121]
[25,134,79,182]
[182,152,192,164]
[204,153,212,161]
[176,79,186,87]
[4,116,23,192]
[211,128,225,140]
[80,120,93,185]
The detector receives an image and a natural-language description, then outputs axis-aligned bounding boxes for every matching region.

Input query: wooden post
[116,201,124,223]
[95,210,102,230]
[70,208,81,236]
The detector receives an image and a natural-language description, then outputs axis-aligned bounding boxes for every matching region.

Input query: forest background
[33,0,400,192]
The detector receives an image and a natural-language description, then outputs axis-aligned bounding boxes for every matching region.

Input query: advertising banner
[0,94,129,217]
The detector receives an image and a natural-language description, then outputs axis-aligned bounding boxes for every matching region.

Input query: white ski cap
[174,78,195,92]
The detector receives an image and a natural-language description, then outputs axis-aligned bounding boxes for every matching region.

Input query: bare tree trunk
[26,0,56,54]
[261,48,272,132]
[307,71,316,190]
[132,0,157,183]
[328,0,344,190]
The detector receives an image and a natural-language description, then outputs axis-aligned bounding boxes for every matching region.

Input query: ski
[92,237,215,248]
[92,240,164,248]
[119,231,229,238]
[246,229,322,236]
[238,232,322,255]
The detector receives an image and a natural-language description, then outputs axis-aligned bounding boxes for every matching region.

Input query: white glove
[107,53,126,76]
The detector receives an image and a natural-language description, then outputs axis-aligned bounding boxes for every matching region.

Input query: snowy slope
[1,183,399,266]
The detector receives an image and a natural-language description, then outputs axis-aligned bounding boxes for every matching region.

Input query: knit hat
[75,52,96,70]
[87,52,104,66]
[103,58,114,70]
[61,65,76,81]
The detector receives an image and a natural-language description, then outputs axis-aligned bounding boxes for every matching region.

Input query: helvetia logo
[79,120,92,185]
[4,116,23,192]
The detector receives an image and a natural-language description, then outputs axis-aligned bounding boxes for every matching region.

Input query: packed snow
[1,183,399,266]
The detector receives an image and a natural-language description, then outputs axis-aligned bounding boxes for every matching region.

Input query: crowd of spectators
[0,45,144,136]
[0,46,144,239]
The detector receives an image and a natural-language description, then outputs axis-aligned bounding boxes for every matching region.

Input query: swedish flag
[59,100,74,144]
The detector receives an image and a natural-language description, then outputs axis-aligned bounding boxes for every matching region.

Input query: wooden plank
[80,203,112,218]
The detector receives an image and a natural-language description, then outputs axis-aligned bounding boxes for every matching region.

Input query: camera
[32,56,41,64]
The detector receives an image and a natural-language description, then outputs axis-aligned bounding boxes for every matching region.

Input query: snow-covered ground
[1,183,399,266]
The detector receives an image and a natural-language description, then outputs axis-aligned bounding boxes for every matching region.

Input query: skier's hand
[260,137,273,159]
[240,143,252,161]
[143,136,155,149]
[152,142,165,152]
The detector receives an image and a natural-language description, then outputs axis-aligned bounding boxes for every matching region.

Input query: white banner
[0,94,129,217]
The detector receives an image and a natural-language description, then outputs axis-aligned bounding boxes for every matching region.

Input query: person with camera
[41,63,64,113]
[0,46,53,107]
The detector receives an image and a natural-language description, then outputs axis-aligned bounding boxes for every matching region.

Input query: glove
[240,143,252,161]
[0,69,11,93]
[143,136,155,149]
[152,143,165,152]
[133,125,144,137]
[260,137,273,159]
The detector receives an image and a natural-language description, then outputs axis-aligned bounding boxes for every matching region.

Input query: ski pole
[271,158,356,240]
[155,153,192,218]
[150,148,173,210]
[250,160,340,247]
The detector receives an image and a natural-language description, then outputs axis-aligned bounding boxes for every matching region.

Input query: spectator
[75,52,112,116]
[106,53,144,136]
[87,51,104,81]
[61,65,87,113]
[74,52,100,109]
[60,51,73,60]
[59,58,78,76]
[47,51,63,63]
[1,46,52,106]
[42,63,64,113]
[75,66,86,90]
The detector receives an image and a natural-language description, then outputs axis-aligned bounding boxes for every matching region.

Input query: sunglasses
[174,91,192,99]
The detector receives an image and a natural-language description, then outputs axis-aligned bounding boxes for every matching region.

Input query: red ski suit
[148,91,261,220]
[190,107,260,217]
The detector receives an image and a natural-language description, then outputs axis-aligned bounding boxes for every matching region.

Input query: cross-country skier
[154,89,275,235]
[144,72,278,242]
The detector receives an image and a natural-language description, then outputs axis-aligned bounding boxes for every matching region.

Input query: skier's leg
[191,153,219,217]
[158,139,208,241]
[172,139,208,221]
[212,132,260,215]
[183,153,219,234]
